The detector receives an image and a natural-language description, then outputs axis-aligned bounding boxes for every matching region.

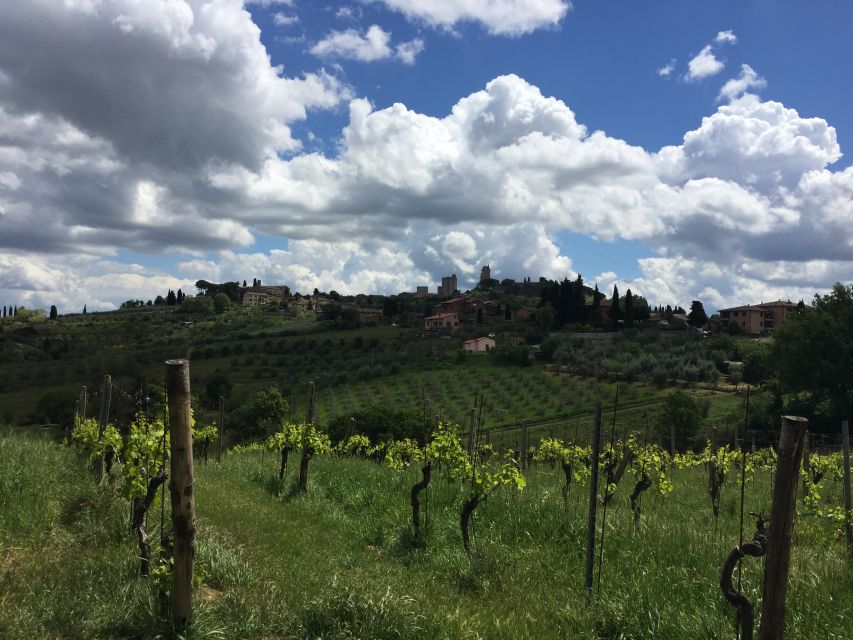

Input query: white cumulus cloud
[715,30,737,44]
[374,0,570,36]
[686,45,724,81]
[718,64,767,102]
[657,58,676,77]
[311,25,424,64]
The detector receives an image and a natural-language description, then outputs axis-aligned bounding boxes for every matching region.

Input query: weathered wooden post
[522,423,529,471]
[842,420,852,549]
[670,423,676,456]
[758,415,808,640]
[96,374,112,481]
[467,408,478,457]
[585,402,602,595]
[166,359,195,629]
[216,396,224,464]
[801,431,810,499]
[298,381,316,492]
[81,385,88,421]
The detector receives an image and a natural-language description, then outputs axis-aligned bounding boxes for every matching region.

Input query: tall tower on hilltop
[480,265,491,283]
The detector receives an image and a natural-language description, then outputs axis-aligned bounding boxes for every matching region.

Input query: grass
[1,431,850,639]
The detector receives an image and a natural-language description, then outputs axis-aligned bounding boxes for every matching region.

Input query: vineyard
[1,378,850,640]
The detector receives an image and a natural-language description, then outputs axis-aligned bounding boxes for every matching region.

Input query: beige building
[719,300,799,335]
[243,291,274,306]
[424,312,461,333]
[463,336,495,352]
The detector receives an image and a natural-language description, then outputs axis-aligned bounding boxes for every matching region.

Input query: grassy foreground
[1,431,850,639]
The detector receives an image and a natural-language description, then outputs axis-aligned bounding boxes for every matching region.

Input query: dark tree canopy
[49,305,57,320]
[609,285,622,329]
[624,290,634,328]
[772,282,853,418]
[688,300,708,328]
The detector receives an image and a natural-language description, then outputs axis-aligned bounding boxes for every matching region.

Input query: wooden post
[467,408,478,457]
[166,359,195,629]
[758,415,808,640]
[81,385,88,421]
[298,382,316,492]
[585,402,602,595]
[801,431,810,499]
[522,423,529,471]
[842,420,852,549]
[96,374,112,481]
[305,381,316,424]
[216,396,224,464]
[670,423,676,456]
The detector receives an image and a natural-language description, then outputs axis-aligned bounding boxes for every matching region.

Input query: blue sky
[1,1,852,312]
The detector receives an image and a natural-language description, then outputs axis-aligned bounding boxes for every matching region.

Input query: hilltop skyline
[1,1,852,313]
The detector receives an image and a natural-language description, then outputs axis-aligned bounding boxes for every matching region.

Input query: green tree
[536,304,555,335]
[688,300,708,328]
[213,292,231,314]
[609,285,622,330]
[624,289,634,328]
[237,387,289,439]
[49,305,58,320]
[204,370,233,408]
[661,390,703,451]
[176,295,214,316]
[772,283,853,418]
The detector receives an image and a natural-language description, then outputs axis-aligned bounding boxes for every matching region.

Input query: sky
[1,0,852,314]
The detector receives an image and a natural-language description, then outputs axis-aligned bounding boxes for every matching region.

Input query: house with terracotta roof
[719,300,799,335]
[463,336,495,353]
[424,312,461,333]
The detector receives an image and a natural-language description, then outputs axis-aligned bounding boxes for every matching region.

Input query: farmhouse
[424,312,461,333]
[463,336,495,353]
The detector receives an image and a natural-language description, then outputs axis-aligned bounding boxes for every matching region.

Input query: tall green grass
[2,432,850,639]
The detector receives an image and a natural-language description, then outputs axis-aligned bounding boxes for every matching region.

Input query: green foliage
[192,422,218,443]
[71,416,122,462]
[494,343,531,367]
[687,301,707,328]
[236,386,289,439]
[628,436,673,495]
[213,292,231,313]
[326,404,427,444]
[660,390,703,450]
[336,434,372,457]
[176,294,214,316]
[264,421,303,452]
[203,369,233,407]
[384,438,424,470]
[772,282,853,417]
[122,414,169,499]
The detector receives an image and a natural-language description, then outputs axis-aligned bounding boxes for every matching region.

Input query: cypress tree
[609,285,622,330]
[624,290,634,328]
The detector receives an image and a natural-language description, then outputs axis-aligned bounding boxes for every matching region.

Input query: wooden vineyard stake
[801,431,810,499]
[216,396,225,464]
[758,415,808,640]
[467,407,478,457]
[843,420,852,549]
[298,381,316,492]
[96,374,112,482]
[166,359,195,629]
[585,401,602,595]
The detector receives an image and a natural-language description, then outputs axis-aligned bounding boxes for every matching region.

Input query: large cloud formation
[0,1,850,312]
